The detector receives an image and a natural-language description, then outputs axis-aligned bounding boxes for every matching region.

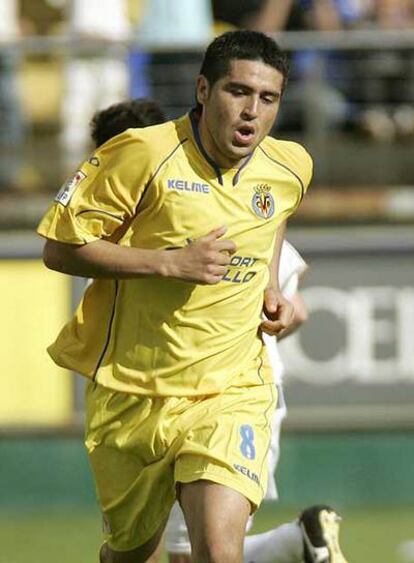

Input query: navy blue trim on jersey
[189,110,224,186]
[134,137,189,215]
[232,152,254,186]
[258,145,305,200]
[93,279,119,380]
[190,110,257,187]
[75,209,124,222]
[256,355,265,384]
[258,383,277,496]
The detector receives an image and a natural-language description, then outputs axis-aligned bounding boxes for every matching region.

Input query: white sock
[243,521,304,563]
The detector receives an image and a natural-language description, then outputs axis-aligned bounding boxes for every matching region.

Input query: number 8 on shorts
[239,424,256,460]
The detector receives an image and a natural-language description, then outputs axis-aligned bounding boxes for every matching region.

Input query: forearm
[268,221,287,290]
[43,239,170,279]
[42,226,235,284]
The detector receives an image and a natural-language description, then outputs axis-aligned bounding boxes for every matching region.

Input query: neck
[196,111,246,169]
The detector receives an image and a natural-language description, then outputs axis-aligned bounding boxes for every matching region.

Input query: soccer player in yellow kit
[38,31,313,563]
[87,99,347,563]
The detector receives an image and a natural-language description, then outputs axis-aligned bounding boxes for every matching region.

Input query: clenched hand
[165,226,237,284]
[261,286,294,336]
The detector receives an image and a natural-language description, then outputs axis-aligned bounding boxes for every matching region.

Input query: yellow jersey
[38,112,312,396]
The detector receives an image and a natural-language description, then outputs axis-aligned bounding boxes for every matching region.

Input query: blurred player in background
[39,30,314,563]
[60,0,130,170]
[89,98,167,147]
[87,97,348,563]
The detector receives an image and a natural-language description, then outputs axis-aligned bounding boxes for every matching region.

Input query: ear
[196,75,210,106]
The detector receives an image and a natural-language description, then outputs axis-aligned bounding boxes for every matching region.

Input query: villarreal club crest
[251,184,275,219]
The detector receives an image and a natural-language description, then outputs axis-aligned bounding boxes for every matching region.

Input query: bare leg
[180,480,251,563]
[169,555,191,563]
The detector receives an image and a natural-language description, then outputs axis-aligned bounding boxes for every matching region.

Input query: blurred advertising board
[282,226,414,430]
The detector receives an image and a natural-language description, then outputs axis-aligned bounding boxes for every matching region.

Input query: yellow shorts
[84,381,277,551]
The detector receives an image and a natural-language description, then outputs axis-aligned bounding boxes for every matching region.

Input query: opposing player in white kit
[165,240,349,563]
[89,100,348,563]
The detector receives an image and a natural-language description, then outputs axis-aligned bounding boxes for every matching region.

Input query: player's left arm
[261,142,313,336]
[261,221,294,336]
[277,290,308,340]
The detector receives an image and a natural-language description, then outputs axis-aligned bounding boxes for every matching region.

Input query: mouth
[233,124,255,147]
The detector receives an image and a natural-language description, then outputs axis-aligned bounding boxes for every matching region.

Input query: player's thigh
[168,555,190,563]
[173,383,277,560]
[180,480,250,562]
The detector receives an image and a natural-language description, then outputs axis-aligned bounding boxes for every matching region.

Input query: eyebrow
[226,81,280,98]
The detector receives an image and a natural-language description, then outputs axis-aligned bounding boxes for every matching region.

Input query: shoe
[398,539,414,562]
[299,505,348,563]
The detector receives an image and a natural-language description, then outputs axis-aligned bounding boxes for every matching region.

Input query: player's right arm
[43,225,236,285]
[38,130,236,285]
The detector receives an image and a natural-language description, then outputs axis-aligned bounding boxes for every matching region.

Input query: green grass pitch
[1,504,412,563]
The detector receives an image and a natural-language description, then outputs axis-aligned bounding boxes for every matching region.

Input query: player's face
[196,59,284,168]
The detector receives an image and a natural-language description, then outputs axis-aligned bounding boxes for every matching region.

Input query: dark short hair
[90,98,167,147]
[199,30,290,93]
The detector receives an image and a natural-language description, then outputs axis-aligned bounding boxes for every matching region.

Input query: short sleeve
[37,130,154,245]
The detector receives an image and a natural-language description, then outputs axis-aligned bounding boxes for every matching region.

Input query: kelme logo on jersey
[252,184,274,219]
[167,179,210,194]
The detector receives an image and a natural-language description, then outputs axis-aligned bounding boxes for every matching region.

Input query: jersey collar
[189,109,254,187]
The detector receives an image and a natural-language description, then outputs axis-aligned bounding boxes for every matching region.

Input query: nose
[241,96,259,120]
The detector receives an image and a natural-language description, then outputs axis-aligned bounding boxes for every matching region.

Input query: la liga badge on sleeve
[55,170,87,207]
